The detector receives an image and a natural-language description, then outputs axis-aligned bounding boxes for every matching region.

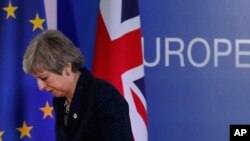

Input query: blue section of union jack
[121,0,139,22]
[93,0,148,140]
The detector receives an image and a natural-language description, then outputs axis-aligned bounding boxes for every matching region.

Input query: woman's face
[34,69,71,97]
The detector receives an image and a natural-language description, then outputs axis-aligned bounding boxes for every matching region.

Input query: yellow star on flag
[0,131,4,141]
[40,101,54,119]
[29,13,46,31]
[2,1,18,19]
[16,121,33,139]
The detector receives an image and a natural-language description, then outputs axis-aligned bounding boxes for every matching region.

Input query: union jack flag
[93,0,148,140]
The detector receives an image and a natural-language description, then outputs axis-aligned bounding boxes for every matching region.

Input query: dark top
[53,68,133,141]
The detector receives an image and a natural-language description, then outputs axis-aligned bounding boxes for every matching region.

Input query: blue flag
[0,0,55,140]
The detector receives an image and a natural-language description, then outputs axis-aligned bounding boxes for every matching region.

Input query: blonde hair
[23,30,84,75]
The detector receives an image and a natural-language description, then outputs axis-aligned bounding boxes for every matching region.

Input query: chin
[53,92,65,98]
[53,94,62,98]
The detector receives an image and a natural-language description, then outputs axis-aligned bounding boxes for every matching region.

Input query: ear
[63,63,72,76]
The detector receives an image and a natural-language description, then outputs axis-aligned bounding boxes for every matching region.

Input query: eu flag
[0,0,55,140]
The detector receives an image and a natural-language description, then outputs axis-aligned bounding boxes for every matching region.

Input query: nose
[37,79,47,90]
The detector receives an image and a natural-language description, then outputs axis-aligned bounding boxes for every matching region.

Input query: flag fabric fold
[93,0,148,140]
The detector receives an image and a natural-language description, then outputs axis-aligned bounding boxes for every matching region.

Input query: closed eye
[40,76,48,81]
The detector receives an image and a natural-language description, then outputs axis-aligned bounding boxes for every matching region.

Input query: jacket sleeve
[95,84,133,141]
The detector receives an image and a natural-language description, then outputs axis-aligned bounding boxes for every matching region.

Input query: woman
[23,30,133,141]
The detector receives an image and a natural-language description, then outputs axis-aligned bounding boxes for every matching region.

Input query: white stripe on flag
[44,0,57,30]
[122,65,148,141]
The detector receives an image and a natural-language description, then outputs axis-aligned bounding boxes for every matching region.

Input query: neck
[66,71,81,103]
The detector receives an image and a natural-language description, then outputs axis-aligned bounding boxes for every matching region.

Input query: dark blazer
[53,68,133,141]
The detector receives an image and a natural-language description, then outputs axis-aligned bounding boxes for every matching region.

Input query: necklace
[64,100,70,114]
